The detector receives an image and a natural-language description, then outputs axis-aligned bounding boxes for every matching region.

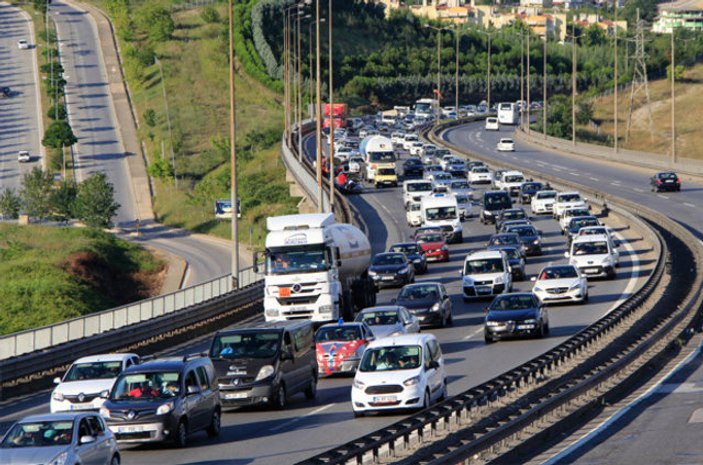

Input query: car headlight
[99,406,110,418]
[368,270,377,276]
[533,285,543,293]
[265,309,280,317]
[485,320,501,327]
[602,257,613,266]
[522,319,538,324]
[533,239,540,245]
[494,275,505,285]
[52,391,64,401]
[484,211,493,216]
[403,376,422,387]
[463,277,474,286]
[353,379,366,390]
[569,282,582,290]
[256,365,275,381]
[157,401,174,415]
[49,451,68,465]
[430,302,441,312]
[397,266,409,275]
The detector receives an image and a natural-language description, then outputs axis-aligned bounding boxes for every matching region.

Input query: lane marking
[684,202,696,208]
[269,403,336,432]
[463,327,484,341]
[633,188,644,193]
[590,177,599,182]
[657,194,669,200]
[569,172,580,177]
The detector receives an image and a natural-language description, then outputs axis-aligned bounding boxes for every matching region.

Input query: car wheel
[422,389,431,410]
[207,409,221,437]
[582,292,589,303]
[447,311,453,325]
[272,384,287,410]
[484,333,495,344]
[304,375,318,400]
[174,419,188,448]
[440,380,448,401]
[353,410,365,418]
[110,454,120,465]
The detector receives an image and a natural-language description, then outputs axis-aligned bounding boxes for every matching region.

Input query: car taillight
[657,179,663,184]
[676,178,680,183]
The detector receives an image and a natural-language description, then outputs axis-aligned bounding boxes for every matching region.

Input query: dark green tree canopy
[73,173,121,229]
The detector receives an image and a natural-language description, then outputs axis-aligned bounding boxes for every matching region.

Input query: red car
[416,232,449,262]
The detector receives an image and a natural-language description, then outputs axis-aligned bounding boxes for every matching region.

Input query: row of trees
[0,169,120,229]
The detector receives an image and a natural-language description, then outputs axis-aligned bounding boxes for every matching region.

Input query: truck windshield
[369,152,396,163]
[464,258,504,275]
[425,206,457,220]
[266,246,330,275]
[211,332,280,359]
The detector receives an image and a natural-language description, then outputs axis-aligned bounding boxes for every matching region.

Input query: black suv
[100,354,221,447]
[481,190,513,224]
[209,320,318,410]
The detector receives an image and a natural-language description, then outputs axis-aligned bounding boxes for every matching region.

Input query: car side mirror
[428,360,440,370]
[281,350,293,362]
[390,298,397,304]
[80,435,96,445]
[53,377,61,384]
[99,389,110,399]
[186,385,201,395]
[530,276,537,282]
[564,251,570,258]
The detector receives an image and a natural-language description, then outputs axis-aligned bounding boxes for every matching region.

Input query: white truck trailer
[261,213,376,322]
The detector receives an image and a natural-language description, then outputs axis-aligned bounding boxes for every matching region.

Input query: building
[653,8,703,33]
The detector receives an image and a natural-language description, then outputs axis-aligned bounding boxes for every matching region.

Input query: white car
[532,264,588,304]
[448,180,473,199]
[461,250,512,300]
[485,117,499,131]
[402,134,420,151]
[391,132,406,145]
[408,141,424,156]
[419,143,437,157]
[495,170,526,197]
[348,156,365,175]
[429,172,453,188]
[559,207,592,233]
[351,333,446,416]
[403,179,433,207]
[50,353,140,413]
[406,201,423,226]
[17,39,29,49]
[422,165,444,180]
[497,138,515,151]
[468,166,494,185]
[553,191,588,218]
[455,194,473,220]
[18,150,31,163]
[531,190,557,215]
[566,234,620,280]
[334,146,354,161]
[354,306,420,339]
[577,225,615,241]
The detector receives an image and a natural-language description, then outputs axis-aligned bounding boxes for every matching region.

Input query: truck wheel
[341,290,354,321]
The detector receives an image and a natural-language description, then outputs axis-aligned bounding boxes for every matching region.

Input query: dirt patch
[62,251,166,306]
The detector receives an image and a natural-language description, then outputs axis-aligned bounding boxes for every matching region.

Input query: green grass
[0,224,164,335]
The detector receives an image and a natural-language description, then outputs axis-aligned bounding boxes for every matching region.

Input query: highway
[0,3,43,189]
[2,129,648,464]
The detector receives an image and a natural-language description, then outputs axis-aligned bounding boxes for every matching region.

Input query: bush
[48,103,67,121]
[42,120,77,149]
[136,4,175,43]
[0,188,21,219]
[143,108,157,127]
[201,5,220,23]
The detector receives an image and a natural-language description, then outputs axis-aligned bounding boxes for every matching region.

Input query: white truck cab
[566,234,620,280]
[461,250,512,300]
[420,194,462,244]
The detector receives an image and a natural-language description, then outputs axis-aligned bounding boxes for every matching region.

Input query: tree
[42,120,78,148]
[0,188,22,219]
[20,167,54,221]
[51,181,77,224]
[143,108,157,127]
[667,64,686,82]
[201,5,220,23]
[137,5,175,42]
[576,100,594,125]
[73,173,120,228]
[48,103,67,120]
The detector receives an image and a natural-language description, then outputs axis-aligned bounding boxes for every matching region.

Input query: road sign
[215,199,240,219]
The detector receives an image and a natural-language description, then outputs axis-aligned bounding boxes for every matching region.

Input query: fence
[0,266,262,360]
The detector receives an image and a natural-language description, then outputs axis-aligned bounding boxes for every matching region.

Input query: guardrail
[295,119,703,465]
[0,266,262,360]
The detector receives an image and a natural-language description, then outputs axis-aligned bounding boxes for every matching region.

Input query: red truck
[323,103,347,130]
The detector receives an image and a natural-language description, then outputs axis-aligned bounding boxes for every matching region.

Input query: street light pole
[328,0,334,211]
[455,26,460,116]
[315,0,323,212]
[487,32,492,110]
[520,31,524,130]
[228,0,239,288]
[527,31,531,133]
[308,17,325,119]
[572,21,577,146]
[425,25,449,124]
[671,26,676,164]
[543,34,547,138]
[614,3,619,153]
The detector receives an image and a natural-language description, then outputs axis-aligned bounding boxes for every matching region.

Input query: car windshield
[434,173,452,180]
[266,246,330,275]
[580,227,606,236]
[111,371,181,400]
[426,165,442,172]
[473,167,489,173]
[407,182,432,192]
[558,194,582,202]
[522,183,542,191]
[315,326,362,342]
[398,285,440,300]
[536,191,557,199]
[425,206,457,220]
[64,361,123,381]
[211,332,280,359]
[378,168,396,175]
[489,235,519,246]
[485,195,511,208]
[357,310,400,326]
[464,258,504,274]
[455,195,470,204]
[359,345,421,372]
[369,152,396,163]
[565,208,590,218]
[1,421,74,448]
[508,226,537,237]
[569,218,599,231]
[416,233,443,243]
[573,241,609,255]
[504,175,524,183]
[390,244,420,255]
[501,139,513,144]
[539,266,578,280]
[490,295,535,311]
[660,172,677,179]
[502,210,526,220]
[451,182,470,189]
[405,159,422,166]
[373,254,406,266]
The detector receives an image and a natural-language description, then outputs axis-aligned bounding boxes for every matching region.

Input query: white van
[406,201,423,227]
[461,250,512,300]
[420,194,462,243]
[403,179,434,208]
[566,234,620,279]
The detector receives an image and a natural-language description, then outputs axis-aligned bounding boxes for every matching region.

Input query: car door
[183,369,206,430]
[75,417,103,465]
[195,366,216,428]
[401,308,419,333]
[85,415,113,464]
[440,285,452,321]
[425,340,445,401]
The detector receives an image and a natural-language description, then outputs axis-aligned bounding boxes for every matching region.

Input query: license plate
[516,324,535,330]
[382,276,394,280]
[69,403,92,410]
[279,287,291,297]
[224,392,248,400]
[665,180,673,183]
[117,425,145,433]
[476,286,491,293]
[585,268,599,273]
[373,395,397,404]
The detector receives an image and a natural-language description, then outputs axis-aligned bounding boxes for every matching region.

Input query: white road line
[569,172,580,177]
[633,188,645,193]
[553,168,562,172]
[684,202,696,208]
[590,177,599,182]
[601,231,640,318]
[463,327,484,341]
[657,194,669,200]
[269,403,335,432]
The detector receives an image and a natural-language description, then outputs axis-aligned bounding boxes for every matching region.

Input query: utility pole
[455,27,460,116]
[614,1,619,153]
[328,0,334,210]
[228,0,239,288]
[487,32,492,110]
[527,31,531,133]
[572,21,577,146]
[315,0,323,212]
[671,17,676,164]
[520,31,524,130]
[543,33,547,138]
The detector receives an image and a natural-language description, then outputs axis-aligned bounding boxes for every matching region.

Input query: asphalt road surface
[0,3,43,189]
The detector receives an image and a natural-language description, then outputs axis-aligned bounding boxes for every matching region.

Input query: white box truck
[261,213,376,322]
[420,194,463,244]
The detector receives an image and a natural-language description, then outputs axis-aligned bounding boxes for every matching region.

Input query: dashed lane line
[269,404,336,432]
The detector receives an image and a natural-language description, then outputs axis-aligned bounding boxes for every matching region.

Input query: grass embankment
[88,0,299,248]
[0,224,165,335]
[587,64,703,160]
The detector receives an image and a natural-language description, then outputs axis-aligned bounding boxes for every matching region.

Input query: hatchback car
[495,207,529,232]
[519,182,545,204]
[415,232,449,262]
[0,412,120,465]
[485,117,499,130]
[51,353,140,413]
[402,157,424,177]
[393,282,453,328]
[351,333,447,416]
[355,306,420,338]
[481,190,513,224]
[497,138,515,151]
[389,242,428,274]
[532,264,588,304]
[491,246,526,281]
[369,252,415,290]
[17,39,29,49]
[100,355,221,447]
[484,293,549,342]
[18,150,31,163]
[503,224,542,256]
[315,322,375,376]
[650,171,681,192]
[487,233,525,257]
